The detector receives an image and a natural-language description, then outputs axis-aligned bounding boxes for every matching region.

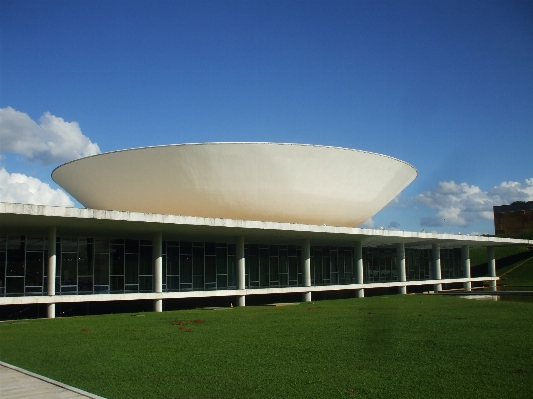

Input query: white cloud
[0,168,74,207]
[359,218,375,228]
[0,106,100,164]
[415,179,533,227]
[387,221,401,231]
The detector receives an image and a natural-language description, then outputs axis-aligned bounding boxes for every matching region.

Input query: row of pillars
[44,228,498,318]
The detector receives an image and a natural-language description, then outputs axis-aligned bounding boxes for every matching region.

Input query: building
[1,143,530,319]
[494,201,533,238]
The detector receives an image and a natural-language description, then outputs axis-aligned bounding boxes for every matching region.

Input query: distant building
[494,201,533,237]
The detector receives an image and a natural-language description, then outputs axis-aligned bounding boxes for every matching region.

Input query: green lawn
[498,255,533,289]
[470,245,530,267]
[1,295,532,399]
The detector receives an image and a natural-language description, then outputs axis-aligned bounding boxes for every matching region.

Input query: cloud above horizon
[0,168,74,207]
[0,106,100,164]
[416,178,533,227]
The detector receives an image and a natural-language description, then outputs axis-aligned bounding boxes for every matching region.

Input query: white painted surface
[432,244,442,292]
[462,245,471,292]
[488,246,497,291]
[51,143,417,227]
[354,241,364,298]
[2,202,531,249]
[47,226,56,319]
[236,236,245,306]
[0,277,498,306]
[396,243,407,294]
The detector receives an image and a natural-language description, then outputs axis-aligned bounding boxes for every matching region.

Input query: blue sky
[1,0,532,234]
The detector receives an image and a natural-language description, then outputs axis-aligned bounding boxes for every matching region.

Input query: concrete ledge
[2,202,532,247]
[0,277,498,305]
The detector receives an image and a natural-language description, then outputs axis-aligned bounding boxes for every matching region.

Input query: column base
[47,303,55,319]
[302,291,311,302]
[154,299,162,312]
[489,280,497,291]
[355,289,364,298]
[433,283,442,293]
[398,286,407,295]
[237,295,245,307]
[463,282,471,292]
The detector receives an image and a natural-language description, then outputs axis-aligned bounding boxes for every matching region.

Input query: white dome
[52,143,417,227]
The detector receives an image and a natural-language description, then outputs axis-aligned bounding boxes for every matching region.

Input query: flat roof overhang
[1,202,531,249]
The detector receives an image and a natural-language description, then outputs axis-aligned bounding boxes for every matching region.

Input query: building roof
[1,202,531,249]
[51,143,417,228]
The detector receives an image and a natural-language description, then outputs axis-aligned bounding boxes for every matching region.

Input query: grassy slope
[498,256,533,287]
[1,296,532,399]
[469,246,530,267]
[471,246,533,287]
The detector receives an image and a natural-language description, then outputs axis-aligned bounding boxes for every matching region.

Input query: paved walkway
[0,361,105,399]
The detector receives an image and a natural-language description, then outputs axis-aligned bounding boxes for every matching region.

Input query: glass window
[259,247,269,287]
[167,275,179,291]
[111,276,124,292]
[125,239,139,254]
[288,257,297,283]
[25,251,43,287]
[5,277,24,294]
[125,253,139,284]
[111,244,124,275]
[26,237,44,251]
[94,240,109,254]
[62,237,78,252]
[227,255,235,288]
[78,276,93,293]
[180,255,192,284]
[205,242,216,256]
[78,239,93,276]
[270,256,279,285]
[6,236,24,276]
[139,245,152,275]
[193,247,204,276]
[216,247,227,274]
[0,251,6,291]
[61,252,77,286]
[167,246,179,275]
[205,256,216,284]
[180,241,192,255]
[94,253,109,285]
[139,275,152,291]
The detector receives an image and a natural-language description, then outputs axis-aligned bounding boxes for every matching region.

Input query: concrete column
[302,239,311,302]
[354,241,364,298]
[432,243,442,292]
[487,246,497,291]
[47,226,57,319]
[236,236,245,306]
[462,245,471,292]
[153,232,163,312]
[396,243,406,294]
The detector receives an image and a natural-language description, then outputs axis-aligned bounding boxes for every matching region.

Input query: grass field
[470,245,530,268]
[498,255,533,289]
[1,295,532,399]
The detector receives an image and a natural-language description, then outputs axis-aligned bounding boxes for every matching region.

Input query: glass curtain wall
[310,246,354,285]
[363,248,397,282]
[0,234,467,296]
[405,248,431,281]
[244,244,301,288]
[440,248,462,278]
